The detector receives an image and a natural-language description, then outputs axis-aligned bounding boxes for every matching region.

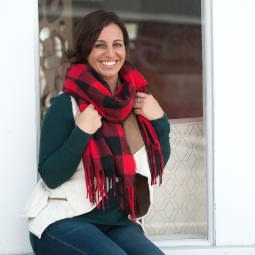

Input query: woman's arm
[38,93,91,189]
[150,113,171,167]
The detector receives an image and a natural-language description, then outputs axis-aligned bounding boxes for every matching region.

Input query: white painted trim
[155,239,212,249]
[161,246,255,255]
[0,0,38,253]
[212,0,255,245]
[202,0,215,246]
[21,246,255,255]
[34,0,40,165]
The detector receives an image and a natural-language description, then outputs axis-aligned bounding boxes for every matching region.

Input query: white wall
[0,0,38,254]
[213,0,255,246]
[1,0,255,254]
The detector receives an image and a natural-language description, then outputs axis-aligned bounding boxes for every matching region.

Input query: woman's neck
[104,75,120,96]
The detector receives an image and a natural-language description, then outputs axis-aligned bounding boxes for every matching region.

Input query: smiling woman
[31,0,207,251]
[23,10,170,255]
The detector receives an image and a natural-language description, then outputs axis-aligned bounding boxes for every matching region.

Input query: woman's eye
[114,43,122,47]
[95,44,104,48]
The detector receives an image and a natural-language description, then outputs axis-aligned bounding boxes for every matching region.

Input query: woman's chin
[99,72,120,81]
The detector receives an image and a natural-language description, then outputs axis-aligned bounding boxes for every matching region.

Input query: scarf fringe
[118,181,124,210]
[125,186,136,222]
[84,166,114,209]
[85,167,136,222]
[138,115,164,185]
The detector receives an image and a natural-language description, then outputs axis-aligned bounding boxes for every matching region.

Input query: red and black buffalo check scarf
[62,61,163,221]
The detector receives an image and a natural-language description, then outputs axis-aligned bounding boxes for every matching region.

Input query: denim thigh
[33,221,128,255]
[105,225,165,255]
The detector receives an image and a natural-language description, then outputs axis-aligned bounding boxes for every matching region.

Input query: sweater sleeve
[38,93,91,189]
[150,112,171,167]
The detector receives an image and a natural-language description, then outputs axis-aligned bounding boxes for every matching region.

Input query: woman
[22,10,170,255]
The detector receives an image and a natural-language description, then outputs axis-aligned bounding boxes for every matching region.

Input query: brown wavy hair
[63,10,130,64]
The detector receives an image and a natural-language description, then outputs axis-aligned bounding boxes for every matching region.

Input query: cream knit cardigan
[22,96,153,239]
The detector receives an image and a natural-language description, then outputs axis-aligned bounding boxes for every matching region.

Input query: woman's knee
[105,225,165,255]
[33,221,128,255]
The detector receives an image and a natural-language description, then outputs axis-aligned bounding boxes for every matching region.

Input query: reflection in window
[38,0,206,240]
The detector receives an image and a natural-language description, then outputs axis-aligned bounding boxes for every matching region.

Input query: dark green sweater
[30,93,170,253]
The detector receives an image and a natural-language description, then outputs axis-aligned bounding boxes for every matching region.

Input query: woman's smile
[100,60,118,67]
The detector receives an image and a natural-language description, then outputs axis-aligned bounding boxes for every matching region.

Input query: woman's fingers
[136,92,148,98]
[135,92,152,104]
[134,92,164,121]
[87,103,95,109]
[134,92,150,108]
[75,103,102,134]
[76,105,81,113]
[134,108,143,116]
[134,93,148,107]
[133,101,142,109]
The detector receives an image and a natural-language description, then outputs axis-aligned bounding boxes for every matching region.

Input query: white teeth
[101,61,116,66]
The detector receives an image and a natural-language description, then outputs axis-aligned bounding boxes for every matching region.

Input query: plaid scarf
[62,61,163,221]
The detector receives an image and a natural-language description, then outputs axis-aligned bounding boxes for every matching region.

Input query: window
[38,0,208,241]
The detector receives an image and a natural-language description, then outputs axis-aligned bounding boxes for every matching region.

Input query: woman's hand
[133,92,164,121]
[75,104,102,134]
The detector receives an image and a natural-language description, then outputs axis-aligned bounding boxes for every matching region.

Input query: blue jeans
[33,221,165,255]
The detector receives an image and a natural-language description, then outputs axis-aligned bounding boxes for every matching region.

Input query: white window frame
[35,0,40,164]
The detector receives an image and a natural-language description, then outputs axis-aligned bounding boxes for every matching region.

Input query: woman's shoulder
[50,92,72,106]
[44,92,74,122]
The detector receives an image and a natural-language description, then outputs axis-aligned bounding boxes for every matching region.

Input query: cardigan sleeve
[38,93,91,189]
[150,112,171,167]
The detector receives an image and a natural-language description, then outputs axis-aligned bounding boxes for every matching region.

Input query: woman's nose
[105,46,115,57]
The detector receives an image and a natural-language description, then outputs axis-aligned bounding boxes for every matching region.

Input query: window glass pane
[38,0,207,240]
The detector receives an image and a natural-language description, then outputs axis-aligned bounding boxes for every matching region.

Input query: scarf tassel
[125,186,136,223]
[117,181,136,222]
[85,166,115,209]
[118,181,124,210]
[138,115,164,186]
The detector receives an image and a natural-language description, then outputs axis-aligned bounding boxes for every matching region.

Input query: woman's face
[87,23,126,83]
